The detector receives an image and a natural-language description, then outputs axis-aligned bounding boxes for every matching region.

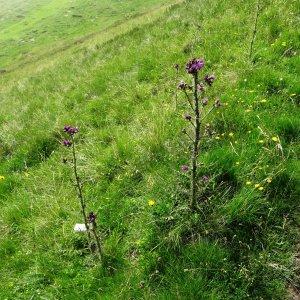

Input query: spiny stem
[91,222,103,261]
[71,135,92,247]
[190,72,201,210]
[249,0,260,60]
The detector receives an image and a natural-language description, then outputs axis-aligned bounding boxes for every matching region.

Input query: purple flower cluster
[186,58,205,74]
[63,139,72,147]
[204,75,216,86]
[64,125,79,135]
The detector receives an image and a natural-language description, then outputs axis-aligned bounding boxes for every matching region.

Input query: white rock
[74,223,87,232]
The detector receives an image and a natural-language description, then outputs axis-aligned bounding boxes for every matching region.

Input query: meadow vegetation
[0,0,299,299]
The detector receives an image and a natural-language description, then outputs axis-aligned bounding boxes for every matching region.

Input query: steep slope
[0,0,299,299]
[0,0,175,69]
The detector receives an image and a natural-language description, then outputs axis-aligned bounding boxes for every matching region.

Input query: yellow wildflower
[0,175,5,180]
[271,137,279,142]
[248,130,252,134]
[235,162,240,165]
[258,140,264,144]
[266,178,272,184]
[229,132,234,137]
[245,109,251,113]
[258,186,264,191]
[148,199,156,206]
[260,99,267,103]
[246,181,252,185]
[215,136,220,140]
[255,184,260,189]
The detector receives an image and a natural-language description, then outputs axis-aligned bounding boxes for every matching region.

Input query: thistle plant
[249,0,261,60]
[177,58,221,210]
[62,125,92,247]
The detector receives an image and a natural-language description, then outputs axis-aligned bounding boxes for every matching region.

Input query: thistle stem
[249,0,260,60]
[71,135,92,247]
[91,221,103,261]
[190,72,201,210]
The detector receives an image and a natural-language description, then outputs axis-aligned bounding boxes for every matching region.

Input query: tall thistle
[178,59,220,210]
[62,126,92,247]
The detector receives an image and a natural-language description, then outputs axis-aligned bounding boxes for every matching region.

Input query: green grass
[0,0,299,299]
[0,0,176,69]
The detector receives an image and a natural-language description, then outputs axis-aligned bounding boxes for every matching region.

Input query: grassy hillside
[0,0,299,299]
[0,0,175,69]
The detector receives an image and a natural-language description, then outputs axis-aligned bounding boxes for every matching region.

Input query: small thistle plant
[177,58,221,210]
[62,126,102,260]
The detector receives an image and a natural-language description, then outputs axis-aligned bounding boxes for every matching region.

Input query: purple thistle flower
[63,139,72,147]
[88,212,96,223]
[184,114,192,121]
[181,165,189,173]
[186,58,205,74]
[64,125,71,132]
[204,75,216,86]
[64,125,79,135]
[177,80,188,90]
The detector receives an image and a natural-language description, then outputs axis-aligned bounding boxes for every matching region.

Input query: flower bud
[184,114,192,121]
[63,139,72,147]
[202,97,208,106]
[214,99,222,108]
[178,80,188,90]
[204,75,216,86]
[181,165,189,173]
